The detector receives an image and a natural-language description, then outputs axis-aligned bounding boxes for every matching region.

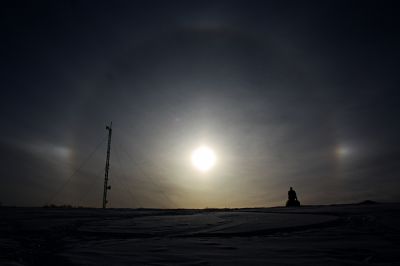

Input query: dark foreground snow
[1,203,400,265]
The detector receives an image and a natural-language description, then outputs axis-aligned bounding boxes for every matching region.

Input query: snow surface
[1,203,400,265]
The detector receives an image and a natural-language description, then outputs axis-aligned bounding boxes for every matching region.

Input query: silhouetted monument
[286,187,300,207]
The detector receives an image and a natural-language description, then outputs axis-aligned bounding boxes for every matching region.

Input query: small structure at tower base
[286,199,301,207]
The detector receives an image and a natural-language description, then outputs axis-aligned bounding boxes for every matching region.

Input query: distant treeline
[43,204,89,209]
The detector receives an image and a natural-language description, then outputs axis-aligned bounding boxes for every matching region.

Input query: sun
[191,146,217,172]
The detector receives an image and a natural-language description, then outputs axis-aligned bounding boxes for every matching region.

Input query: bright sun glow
[191,146,217,172]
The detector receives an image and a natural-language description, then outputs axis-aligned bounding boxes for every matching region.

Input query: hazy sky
[1,0,399,208]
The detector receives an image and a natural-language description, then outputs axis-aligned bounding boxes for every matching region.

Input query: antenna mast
[102,122,112,208]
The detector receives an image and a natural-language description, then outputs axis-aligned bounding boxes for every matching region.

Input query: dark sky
[1,0,400,208]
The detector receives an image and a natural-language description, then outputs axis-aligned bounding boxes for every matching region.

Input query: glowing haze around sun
[191,146,217,172]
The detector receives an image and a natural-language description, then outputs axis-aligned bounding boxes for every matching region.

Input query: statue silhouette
[286,187,300,207]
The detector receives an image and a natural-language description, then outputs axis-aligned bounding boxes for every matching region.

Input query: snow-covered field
[1,203,399,265]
